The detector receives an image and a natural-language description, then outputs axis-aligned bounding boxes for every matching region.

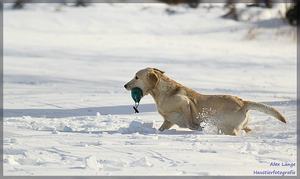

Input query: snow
[84,155,104,171]
[3,3,297,176]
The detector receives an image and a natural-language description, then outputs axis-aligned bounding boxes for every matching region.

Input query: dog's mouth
[124,84,141,92]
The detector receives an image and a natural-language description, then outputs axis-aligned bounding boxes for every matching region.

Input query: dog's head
[124,67,164,95]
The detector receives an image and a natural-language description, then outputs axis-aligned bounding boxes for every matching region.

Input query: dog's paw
[196,126,204,131]
[188,124,202,131]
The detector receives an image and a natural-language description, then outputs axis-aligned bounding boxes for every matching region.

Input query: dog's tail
[243,101,286,123]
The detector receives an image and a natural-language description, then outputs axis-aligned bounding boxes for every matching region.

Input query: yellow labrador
[124,68,286,135]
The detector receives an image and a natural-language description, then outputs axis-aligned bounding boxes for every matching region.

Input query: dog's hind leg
[243,126,252,133]
[220,126,239,136]
[242,113,252,133]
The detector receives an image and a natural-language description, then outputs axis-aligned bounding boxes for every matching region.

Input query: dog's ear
[152,68,165,74]
[148,71,158,89]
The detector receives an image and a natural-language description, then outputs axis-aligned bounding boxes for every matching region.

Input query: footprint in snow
[199,149,217,153]
[84,156,103,170]
[130,157,153,167]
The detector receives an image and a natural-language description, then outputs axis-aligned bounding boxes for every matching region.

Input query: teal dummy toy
[131,87,143,113]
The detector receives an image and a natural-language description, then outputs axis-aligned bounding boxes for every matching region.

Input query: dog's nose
[124,84,128,89]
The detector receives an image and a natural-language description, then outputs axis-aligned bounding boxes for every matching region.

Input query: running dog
[124,68,286,135]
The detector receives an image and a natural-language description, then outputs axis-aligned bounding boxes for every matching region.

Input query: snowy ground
[3,3,297,176]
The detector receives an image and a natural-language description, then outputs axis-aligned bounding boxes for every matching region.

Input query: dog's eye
[135,76,139,80]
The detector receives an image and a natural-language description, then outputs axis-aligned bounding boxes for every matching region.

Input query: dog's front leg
[181,101,200,130]
[159,120,174,131]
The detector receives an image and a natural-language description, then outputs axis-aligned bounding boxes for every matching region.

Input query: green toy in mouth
[131,87,143,113]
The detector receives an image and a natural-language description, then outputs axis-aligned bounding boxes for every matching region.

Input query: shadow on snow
[3,100,296,118]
